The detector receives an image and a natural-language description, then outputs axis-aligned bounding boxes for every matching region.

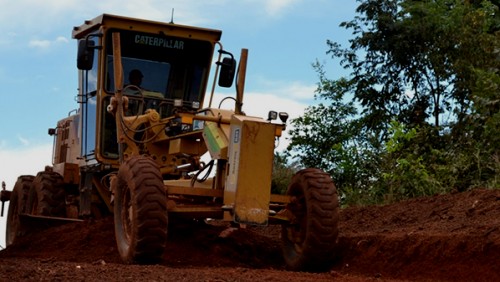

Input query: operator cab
[73,14,235,165]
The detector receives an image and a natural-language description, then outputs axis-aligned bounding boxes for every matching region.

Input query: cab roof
[72,14,222,42]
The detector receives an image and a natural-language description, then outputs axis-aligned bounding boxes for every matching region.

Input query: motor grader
[1,14,339,271]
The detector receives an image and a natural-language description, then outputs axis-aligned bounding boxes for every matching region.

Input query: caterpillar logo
[134,35,184,49]
[233,128,240,143]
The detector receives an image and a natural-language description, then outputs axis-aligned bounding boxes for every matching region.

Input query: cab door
[77,35,100,163]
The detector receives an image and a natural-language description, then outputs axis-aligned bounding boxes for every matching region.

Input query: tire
[6,175,34,246]
[281,168,339,271]
[27,171,66,217]
[114,155,168,264]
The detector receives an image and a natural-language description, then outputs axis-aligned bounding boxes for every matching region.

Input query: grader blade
[19,214,83,232]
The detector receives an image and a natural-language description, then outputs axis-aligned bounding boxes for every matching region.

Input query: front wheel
[26,171,66,217]
[281,168,339,271]
[6,175,34,246]
[114,156,168,264]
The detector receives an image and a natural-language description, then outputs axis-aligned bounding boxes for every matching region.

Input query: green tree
[287,63,382,203]
[271,151,300,195]
[287,0,500,205]
[329,0,482,131]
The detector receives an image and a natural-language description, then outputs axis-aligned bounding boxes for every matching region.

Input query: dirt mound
[1,188,500,281]
[334,188,500,281]
[0,217,284,268]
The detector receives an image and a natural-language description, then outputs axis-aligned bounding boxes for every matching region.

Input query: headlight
[279,112,289,123]
[267,110,278,121]
[174,99,183,107]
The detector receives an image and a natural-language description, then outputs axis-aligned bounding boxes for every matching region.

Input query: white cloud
[0,0,79,33]
[0,1,224,33]
[252,77,317,101]
[29,36,69,50]
[0,0,305,37]
[262,0,302,17]
[207,84,308,151]
[17,136,30,146]
[28,39,51,49]
[92,0,209,25]
[0,143,53,189]
[270,81,317,101]
[241,91,306,120]
[55,36,69,44]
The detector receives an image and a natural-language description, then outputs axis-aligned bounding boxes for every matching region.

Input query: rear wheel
[114,155,168,264]
[281,168,339,271]
[27,171,66,217]
[6,175,34,246]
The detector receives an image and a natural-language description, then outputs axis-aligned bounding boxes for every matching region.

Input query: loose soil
[0,188,499,281]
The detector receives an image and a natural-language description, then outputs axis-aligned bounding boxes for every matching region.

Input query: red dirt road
[0,188,499,281]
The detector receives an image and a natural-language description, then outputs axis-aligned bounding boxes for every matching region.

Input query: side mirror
[218,57,236,88]
[77,39,95,70]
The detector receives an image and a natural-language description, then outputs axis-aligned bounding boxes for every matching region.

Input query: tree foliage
[287,0,500,206]
[271,152,300,195]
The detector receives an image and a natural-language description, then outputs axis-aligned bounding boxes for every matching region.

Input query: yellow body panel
[224,115,275,225]
[168,138,205,156]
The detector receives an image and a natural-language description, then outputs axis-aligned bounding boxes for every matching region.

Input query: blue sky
[0,0,358,246]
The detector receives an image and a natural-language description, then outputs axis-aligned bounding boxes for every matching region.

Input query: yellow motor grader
[1,14,339,271]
